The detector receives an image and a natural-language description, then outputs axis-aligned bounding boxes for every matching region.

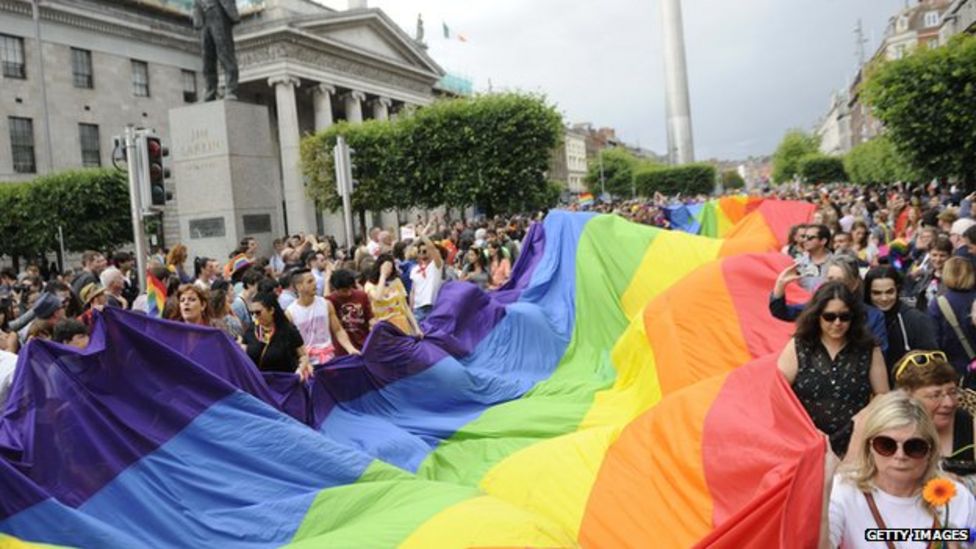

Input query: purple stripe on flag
[0,309,275,514]
[306,222,548,426]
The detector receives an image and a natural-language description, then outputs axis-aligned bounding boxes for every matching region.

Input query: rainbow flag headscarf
[1,200,823,547]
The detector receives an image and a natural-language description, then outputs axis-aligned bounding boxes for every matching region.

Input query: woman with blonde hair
[927,257,976,383]
[824,392,976,548]
[166,244,192,284]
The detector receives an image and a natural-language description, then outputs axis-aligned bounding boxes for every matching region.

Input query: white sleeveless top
[287,296,335,365]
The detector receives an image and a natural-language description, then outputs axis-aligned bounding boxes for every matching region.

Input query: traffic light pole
[334,136,356,251]
[125,125,149,294]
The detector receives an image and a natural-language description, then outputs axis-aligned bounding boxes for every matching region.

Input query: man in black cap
[16,292,65,345]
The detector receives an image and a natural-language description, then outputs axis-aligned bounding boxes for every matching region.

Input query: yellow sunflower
[923,478,957,507]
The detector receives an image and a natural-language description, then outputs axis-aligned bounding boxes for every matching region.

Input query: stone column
[269,75,313,234]
[371,97,391,121]
[343,90,366,123]
[312,84,336,132]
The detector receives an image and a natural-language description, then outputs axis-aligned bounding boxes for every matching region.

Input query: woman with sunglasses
[778,281,889,456]
[893,350,976,492]
[863,266,937,378]
[825,392,976,548]
[242,292,311,380]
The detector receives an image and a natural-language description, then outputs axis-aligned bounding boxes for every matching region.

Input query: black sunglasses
[821,312,852,323]
[803,235,820,240]
[871,436,930,459]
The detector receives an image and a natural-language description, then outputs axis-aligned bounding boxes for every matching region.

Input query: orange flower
[923,478,957,507]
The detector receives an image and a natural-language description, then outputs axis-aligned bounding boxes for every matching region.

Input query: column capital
[343,90,366,102]
[373,96,392,107]
[312,83,336,96]
[268,75,301,88]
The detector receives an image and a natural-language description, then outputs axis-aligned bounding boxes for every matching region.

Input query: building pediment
[290,9,443,78]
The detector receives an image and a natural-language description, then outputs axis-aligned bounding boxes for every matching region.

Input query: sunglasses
[870,436,931,459]
[894,350,949,379]
[803,235,821,240]
[249,309,264,317]
[821,312,852,323]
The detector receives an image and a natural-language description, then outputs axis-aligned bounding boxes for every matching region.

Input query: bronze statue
[192,0,241,101]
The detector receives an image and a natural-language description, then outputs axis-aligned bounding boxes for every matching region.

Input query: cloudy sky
[320,0,906,160]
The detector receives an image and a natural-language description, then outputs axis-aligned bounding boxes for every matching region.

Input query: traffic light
[145,135,171,207]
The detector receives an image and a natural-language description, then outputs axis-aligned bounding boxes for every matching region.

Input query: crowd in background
[3,181,976,540]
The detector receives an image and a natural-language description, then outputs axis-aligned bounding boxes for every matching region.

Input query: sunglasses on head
[821,312,852,323]
[870,436,931,459]
[893,350,949,379]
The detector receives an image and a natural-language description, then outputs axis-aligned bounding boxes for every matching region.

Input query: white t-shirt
[410,261,442,308]
[0,350,18,409]
[829,475,976,548]
[287,297,334,365]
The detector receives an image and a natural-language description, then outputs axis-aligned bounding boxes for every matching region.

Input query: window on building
[71,48,93,88]
[131,60,150,97]
[182,70,197,103]
[9,117,35,173]
[928,38,940,49]
[924,11,940,28]
[897,15,909,32]
[0,34,25,79]
[79,123,100,167]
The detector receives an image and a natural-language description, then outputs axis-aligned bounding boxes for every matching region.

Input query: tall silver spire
[660,0,695,165]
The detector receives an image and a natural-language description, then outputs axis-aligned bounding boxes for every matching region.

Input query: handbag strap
[863,492,897,549]
[863,491,940,549]
[938,295,976,360]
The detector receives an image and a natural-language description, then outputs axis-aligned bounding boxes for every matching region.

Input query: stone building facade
[0,0,445,249]
[549,128,588,196]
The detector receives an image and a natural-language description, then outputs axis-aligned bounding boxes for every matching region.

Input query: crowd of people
[3,181,976,543]
[0,213,533,401]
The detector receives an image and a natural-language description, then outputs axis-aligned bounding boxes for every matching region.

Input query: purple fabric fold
[0,308,280,513]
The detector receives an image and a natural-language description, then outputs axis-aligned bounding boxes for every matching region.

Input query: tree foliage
[798,154,848,184]
[721,169,746,190]
[301,93,563,218]
[843,135,920,185]
[0,169,133,261]
[583,148,660,198]
[633,163,717,196]
[771,130,821,183]
[864,34,976,186]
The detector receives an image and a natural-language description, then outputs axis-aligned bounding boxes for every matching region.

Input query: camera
[796,258,820,279]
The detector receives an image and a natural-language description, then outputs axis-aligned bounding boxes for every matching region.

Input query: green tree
[843,135,920,185]
[721,169,746,190]
[797,154,848,183]
[864,35,976,186]
[301,93,562,219]
[633,163,717,196]
[584,148,660,198]
[0,169,133,264]
[771,130,820,183]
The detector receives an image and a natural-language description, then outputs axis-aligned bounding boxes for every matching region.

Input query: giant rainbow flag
[1,199,823,548]
[665,195,766,238]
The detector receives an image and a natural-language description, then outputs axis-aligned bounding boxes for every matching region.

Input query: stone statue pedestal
[168,100,284,265]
